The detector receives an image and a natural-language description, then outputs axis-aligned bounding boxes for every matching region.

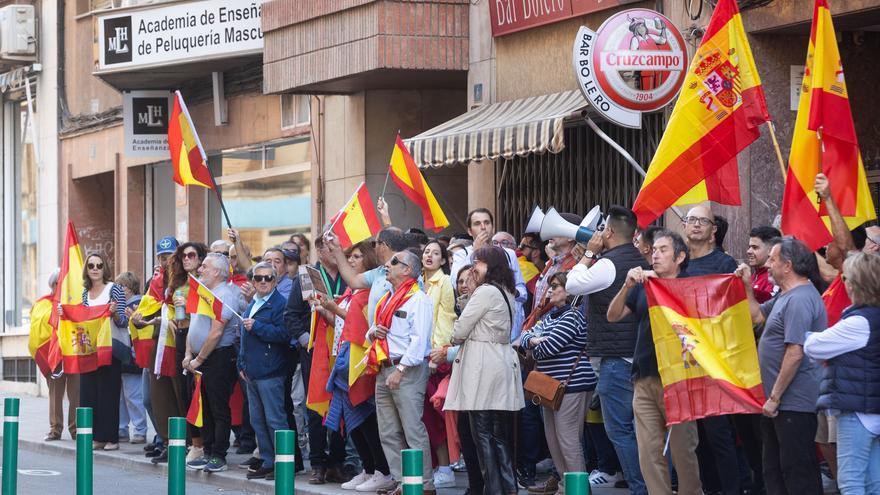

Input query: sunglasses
[252,275,275,283]
[88,263,104,270]
[183,251,199,260]
[390,257,409,268]
[218,251,229,256]
[519,243,540,250]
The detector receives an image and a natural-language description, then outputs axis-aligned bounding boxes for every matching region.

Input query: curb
[11,437,344,495]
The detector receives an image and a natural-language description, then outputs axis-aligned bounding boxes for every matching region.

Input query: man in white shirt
[368,249,435,495]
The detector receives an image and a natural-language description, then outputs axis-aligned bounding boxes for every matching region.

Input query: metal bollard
[2,397,20,495]
[274,430,295,495]
[76,407,93,495]
[168,417,187,495]
[564,472,590,494]
[401,449,423,495]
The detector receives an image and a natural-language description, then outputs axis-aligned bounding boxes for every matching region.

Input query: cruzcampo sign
[573,9,687,128]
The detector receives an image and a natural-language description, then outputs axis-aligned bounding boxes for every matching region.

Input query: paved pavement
[0,392,627,494]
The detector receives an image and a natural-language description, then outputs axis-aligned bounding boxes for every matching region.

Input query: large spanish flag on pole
[780,0,876,251]
[631,0,770,227]
[47,222,87,371]
[328,182,382,249]
[168,91,214,189]
[58,304,113,374]
[645,275,764,425]
[389,135,449,232]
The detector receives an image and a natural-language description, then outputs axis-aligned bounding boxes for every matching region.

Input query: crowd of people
[32,172,879,495]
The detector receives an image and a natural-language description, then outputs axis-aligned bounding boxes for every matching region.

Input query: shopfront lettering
[489,0,571,36]
[522,0,566,20]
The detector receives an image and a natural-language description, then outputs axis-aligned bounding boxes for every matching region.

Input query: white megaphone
[539,206,603,243]
[524,206,545,233]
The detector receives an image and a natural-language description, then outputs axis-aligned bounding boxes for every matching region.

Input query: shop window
[2,357,37,383]
[2,103,38,329]
[281,94,310,129]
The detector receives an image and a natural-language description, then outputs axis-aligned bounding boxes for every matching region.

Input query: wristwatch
[395,364,407,373]
[583,250,598,260]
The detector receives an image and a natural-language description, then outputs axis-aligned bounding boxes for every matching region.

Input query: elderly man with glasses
[238,262,291,480]
[367,249,435,495]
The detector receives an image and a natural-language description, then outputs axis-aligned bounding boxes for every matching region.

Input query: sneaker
[150,448,168,464]
[186,455,210,471]
[356,473,397,492]
[102,443,119,451]
[433,469,456,489]
[451,458,466,472]
[186,446,204,463]
[341,470,372,490]
[43,433,61,442]
[204,457,227,473]
[238,456,262,471]
[528,477,559,495]
[589,470,622,487]
[246,466,273,480]
[130,435,147,444]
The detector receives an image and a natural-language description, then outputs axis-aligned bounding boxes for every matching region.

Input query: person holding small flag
[183,252,246,472]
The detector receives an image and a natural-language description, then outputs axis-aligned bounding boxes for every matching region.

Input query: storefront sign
[97,0,264,71]
[123,90,173,157]
[573,9,687,128]
[489,0,642,37]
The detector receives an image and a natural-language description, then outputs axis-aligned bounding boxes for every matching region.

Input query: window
[281,94,310,129]
[2,102,38,329]
[2,357,37,383]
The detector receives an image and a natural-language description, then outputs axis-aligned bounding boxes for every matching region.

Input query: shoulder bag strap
[491,283,514,336]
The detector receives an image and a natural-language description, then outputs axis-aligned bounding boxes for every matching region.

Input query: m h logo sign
[108,26,129,54]
[103,16,133,64]
[138,105,164,128]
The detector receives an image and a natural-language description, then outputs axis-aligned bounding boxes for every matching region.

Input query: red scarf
[375,278,419,328]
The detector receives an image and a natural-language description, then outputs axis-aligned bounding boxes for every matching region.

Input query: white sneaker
[433,469,456,488]
[185,446,204,463]
[589,469,622,487]
[341,470,372,490]
[356,472,396,492]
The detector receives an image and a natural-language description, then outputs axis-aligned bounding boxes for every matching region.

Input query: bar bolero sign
[97,0,264,71]
[490,0,642,37]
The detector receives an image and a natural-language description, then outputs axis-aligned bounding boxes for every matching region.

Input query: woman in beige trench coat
[444,246,523,495]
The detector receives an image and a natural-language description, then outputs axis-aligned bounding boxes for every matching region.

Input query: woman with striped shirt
[80,252,128,451]
[520,271,596,495]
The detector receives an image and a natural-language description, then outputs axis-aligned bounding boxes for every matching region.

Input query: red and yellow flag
[631,0,770,227]
[187,371,204,427]
[153,307,178,378]
[58,304,113,374]
[185,276,224,321]
[389,135,449,232]
[28,295,56,376]
[129,270,165,369]
[168,91,214,189]
[780,0,876,250]
[47,222,87,371]
[645,275,764,425]
[306,311,334,417]
[339,289,376,406]
[329,182,382,249]
[364,279,420,372]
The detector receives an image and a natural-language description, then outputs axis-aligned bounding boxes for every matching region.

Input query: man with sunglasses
[367,249,435,495]
[238,262,291,481]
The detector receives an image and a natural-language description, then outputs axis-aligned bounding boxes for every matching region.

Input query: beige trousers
[544,391,590,483]
[48,373,79,438]
[633,377,702,495]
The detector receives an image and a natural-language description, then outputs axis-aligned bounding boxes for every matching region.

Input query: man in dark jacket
[239,262,292,480]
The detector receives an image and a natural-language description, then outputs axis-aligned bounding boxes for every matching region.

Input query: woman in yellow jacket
[421,239,459,489]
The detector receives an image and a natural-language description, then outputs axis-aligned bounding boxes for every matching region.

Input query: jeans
[246,375,289,468]
[835,413,880,495]
[584,421,621,475]
[598,357,646,495]
[199,346,238,459]
[119,372,148,437]
[233,377,256,452]
[760,411,821,495]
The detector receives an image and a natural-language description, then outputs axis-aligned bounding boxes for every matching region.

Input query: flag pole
[766,121,788,182]
[207,172,234,229]
[187,274,243,321]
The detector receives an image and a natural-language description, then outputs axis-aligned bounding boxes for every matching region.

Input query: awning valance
[405,90,588,169]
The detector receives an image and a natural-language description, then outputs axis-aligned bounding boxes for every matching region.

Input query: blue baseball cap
[156,236,179,255]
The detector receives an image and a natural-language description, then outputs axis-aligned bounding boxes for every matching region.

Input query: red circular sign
[591,9,687,113]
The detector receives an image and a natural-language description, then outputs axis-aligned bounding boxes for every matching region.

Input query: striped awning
[405,90,589,169]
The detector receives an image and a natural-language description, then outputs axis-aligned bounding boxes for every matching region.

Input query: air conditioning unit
[0,5,35,62]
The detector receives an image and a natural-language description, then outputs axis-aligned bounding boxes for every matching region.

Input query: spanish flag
[185,275,224,321]
[306,311,334,417]
[645,275,764,425]
[58,304,113,374]
[168,91,214,189]
[187,371,204,427]
[47,222,87,371]
[631,0,769,227]
[329,182,382,249]
[780,0,876,250]
[340,289,376,406]
[28,295,56,376]
[152,304,178,378]
[129,270,165,369]
[389,135,449,232]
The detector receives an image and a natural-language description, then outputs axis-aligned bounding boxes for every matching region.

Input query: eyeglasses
[492,240,515,248]
[390,257,409,268]
[88,263,104,270]
[549,283,563,290]
[519,243,540,251]
[252,275,275,283]
[683,216,715,226]
[218,251,229,256]
[183,251,199,260]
